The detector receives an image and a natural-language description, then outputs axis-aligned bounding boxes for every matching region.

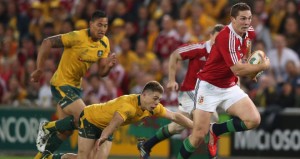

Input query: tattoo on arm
[48,35,64,48]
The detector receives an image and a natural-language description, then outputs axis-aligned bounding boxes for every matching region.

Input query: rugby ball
[248,50,266,77]
[248,50,265,64]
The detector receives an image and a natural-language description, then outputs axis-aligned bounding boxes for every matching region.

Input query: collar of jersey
[87,28,91,37]
[228,23,248,41]
[137,95,141,106]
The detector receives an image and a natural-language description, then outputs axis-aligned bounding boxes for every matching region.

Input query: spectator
[154,14,180,61]
[268,0,287,34]
[268,34,300,83]
[281,16,300,54]
[117,37,138,74]
[37,70,53,108]
[184,1,216,41]
[278,82,295,108]
[251,14,273,51]
[146,19,159,52]
[134,38,158,72]
[2,75,27,106]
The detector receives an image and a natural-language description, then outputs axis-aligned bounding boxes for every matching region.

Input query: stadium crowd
[0,0,300,109]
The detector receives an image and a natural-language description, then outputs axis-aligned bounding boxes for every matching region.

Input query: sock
[44,116,76,133]
[212,117,248,136]
[177,138,196,159]
[45,133,64,153]
[143,125,173,151]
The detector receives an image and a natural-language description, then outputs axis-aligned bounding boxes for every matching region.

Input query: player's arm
[38,35,64,69]
[96,112,124,149]
[167,49,182,91]
[230,56,270,77]
[31,35,64,82]
[98,52,117,77]
[163,109,193,129]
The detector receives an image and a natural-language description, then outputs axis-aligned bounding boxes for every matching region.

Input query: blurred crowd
[0,0,300,109]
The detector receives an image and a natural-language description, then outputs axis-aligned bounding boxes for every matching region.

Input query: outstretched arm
[31,35,64,82]
[95,112,124,150]
[164,109,193,129]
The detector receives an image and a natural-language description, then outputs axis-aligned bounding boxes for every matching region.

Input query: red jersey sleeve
[177,42,207,60]
[216,31,238,68]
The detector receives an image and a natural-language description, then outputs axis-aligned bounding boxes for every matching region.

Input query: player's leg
[177,109,211,159]
[61,153,77,159]
[78,111,113,159]
[178,80,219,158]
[93,140,113,159]
[42,85,86,132]
[207,85,259,158]
[213,96,260,136]
[36,85,86,156]
[210,86,260,137]
[34,105,71,158]
[138,91,194,158]
[138,110,190,158]
[77,136,96,159]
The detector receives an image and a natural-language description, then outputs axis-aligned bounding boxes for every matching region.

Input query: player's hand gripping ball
[248,50,266,78]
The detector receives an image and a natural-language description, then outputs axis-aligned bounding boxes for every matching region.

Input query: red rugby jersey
[178,41,211,91]
[198,24,255,88]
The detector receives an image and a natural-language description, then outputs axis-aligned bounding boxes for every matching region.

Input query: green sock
[143,125,173,150]
[156,125,172,140]
[177,138,196,159]
[45,133,64,153]
[44,116,76,133]
[213,117,248,136]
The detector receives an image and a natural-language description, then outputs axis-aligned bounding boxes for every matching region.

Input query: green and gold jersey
[84,94,167,129]
[50,29,110,88]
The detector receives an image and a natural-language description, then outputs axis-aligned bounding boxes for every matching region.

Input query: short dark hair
[91,10,107,21]
[211,24,225,34]
[230,3,251,18]
[142,81,164,94]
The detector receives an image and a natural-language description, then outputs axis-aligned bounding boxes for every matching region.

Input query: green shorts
[78,111,113,141]
[51,85,82,109]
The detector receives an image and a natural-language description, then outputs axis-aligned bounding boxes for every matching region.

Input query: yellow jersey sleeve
[61,31,82,47]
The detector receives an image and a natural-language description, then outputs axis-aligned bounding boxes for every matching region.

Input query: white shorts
[194,80,248,112]
[178,90,195,114]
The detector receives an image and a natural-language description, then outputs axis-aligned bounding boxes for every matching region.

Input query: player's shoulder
[99,36,109,48]
[74,29,88,36]
[216,26,230,39]
[177,41,206,52]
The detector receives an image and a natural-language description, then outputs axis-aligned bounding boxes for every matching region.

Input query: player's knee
[78,150,89,159]
[192,129,206,140]
[169,122,185,134]
[246,115,261,129]
[190,132,206,147]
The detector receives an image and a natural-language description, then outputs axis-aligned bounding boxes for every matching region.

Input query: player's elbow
[42,38,52,48]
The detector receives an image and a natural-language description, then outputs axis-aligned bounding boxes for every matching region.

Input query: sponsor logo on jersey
[198,96,204,105]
